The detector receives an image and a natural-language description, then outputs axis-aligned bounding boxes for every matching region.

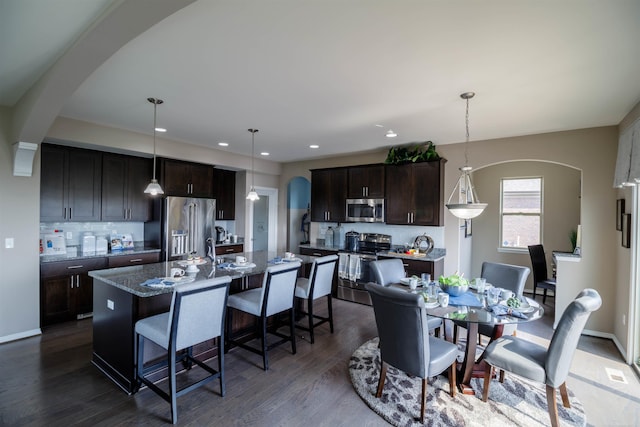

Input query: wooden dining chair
[528,244,557,304]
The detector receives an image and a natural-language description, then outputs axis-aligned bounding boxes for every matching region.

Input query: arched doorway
[287,177,311,251]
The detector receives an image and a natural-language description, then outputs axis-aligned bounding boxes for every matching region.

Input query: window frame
[499,176,543,251]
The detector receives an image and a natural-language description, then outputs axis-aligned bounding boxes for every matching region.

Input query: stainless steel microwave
[345,198,385,223]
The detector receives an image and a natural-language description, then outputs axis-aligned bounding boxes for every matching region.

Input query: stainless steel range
[336,233,391,305]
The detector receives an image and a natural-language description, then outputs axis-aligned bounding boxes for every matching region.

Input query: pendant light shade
[445,92,486,219]
[246,128,260,201]
[144,97,164,195]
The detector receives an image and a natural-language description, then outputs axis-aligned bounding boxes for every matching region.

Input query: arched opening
[287,176,311,251]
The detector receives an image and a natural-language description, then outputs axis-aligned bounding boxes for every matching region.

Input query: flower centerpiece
[438,272,469,297]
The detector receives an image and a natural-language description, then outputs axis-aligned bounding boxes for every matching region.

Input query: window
[500,177,542,249]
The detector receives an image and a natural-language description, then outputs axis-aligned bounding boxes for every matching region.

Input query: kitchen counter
[40,243,160,263]
[298,243,446,262]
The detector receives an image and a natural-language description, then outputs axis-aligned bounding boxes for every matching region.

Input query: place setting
[218,255,256,270]
[268,251,303,264]
[139,267,196,288]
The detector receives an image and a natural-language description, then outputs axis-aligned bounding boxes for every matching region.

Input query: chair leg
[376,361,387,398]
[533,284,538,301]
[218,337,225,397]
[169,348,178,424]
[448,361,457,397]
[261,316,269,371]
[327,295,334,334]
[225,308,233,353]
[420,378,427,424]
[482,364,493,402]
[290,308,297,355]
[135,333,144,391]
[546,384,560,427]
[543,289,548,305]
[307,297,315,344]
[559,382,571,408]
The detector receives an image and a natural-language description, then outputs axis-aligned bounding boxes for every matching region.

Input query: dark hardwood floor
[1,297,638,426]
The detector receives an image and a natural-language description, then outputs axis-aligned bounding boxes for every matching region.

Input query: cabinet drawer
[299,247,338,257]
[41,257,108,278]
[215,244,244,255]
[108,252,160,268]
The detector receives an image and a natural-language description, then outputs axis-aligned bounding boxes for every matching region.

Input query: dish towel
[448,291,483,307]
[348,255,361,282]
[489,304,527,319]
[338,253,349,279]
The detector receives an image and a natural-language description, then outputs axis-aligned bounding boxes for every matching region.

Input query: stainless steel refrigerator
[160,196,216,262]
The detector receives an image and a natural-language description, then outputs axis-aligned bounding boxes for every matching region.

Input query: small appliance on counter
[95,236,108,255]
[215,226,227,244]
[42,232,66,256]
[344,230,360,252]
[81,233,96,254]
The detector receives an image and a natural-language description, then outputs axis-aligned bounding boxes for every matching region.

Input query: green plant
[384,141,440,164]
[438,272,469,287]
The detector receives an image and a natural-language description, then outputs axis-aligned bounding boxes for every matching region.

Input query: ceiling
[2,0,640,163]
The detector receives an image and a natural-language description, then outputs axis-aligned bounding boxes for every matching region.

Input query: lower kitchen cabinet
[215,244,244,256]
[377,255,444,280]
[40,258,107,326]
[108,252,160,268]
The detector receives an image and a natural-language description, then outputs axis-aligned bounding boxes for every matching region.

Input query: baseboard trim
[0,328,42,344]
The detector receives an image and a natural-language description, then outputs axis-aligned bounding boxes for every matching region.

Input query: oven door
[336,253,376,305]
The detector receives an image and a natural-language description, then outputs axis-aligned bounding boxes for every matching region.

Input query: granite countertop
[40,243,160,263]
[299,244,445,262]
[88,250,314,298]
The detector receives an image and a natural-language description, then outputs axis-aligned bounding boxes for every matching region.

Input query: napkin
[489,304,527,319]
[140,278,163,286]
[269,257,283,264]
[218,262,232,269]
[448,291,483,307]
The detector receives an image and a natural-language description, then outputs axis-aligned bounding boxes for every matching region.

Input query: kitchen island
[89,251,314,394]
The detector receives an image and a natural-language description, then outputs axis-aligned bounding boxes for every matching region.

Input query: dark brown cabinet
[215,244,244,255]
[213,168,236,220]
[107,252,160,268]
[347,164,385,198]
[385,159,445,226]
[101,154,153,221]
[40,144,102,222]
[40,257,107,326]
[160,158,214,198]
[310,168,348,222]
[377,256,444,280]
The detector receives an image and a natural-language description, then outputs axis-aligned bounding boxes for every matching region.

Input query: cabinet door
[327,168,348,222]
[189,162,215,198]
[101,154,128,221]
[126,156,153,221]
[67,149,102,221]
[40,275,74,325]
[75,272,94,316]
[310,170,332,221]
[40,145,68,221]
[411,160,444,226]
[348,165,385,198]
[161,159,192,196]
[215,244,244,255]
[384,164,414,224]
[108,252,160,268]
[213,169,236,220]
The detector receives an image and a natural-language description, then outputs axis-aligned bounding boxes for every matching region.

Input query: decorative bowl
[440,283,469,297]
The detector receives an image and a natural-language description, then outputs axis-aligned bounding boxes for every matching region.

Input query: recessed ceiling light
[386,129,397,138]
[218,142,229,147]
[375,124,384,128]
[155,127,167,133]
[309,144,319,149]
[260,152,269,156]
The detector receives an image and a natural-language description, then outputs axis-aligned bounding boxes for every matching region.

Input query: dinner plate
[177,258,207,267]
[399,277,424,286]
[469,282,493,290]
[148,276,196,287]
[228,262,256,269]
[424,301,439,309]
[499,300,535,313]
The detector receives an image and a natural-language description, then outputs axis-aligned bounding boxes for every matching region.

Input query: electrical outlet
[5,238,14,249]
[66,231,72,239]
[107,299,115,310]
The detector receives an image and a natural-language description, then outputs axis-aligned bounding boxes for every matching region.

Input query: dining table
[393,282,544,395]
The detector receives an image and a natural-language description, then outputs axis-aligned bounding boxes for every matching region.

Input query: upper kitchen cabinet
[212,168,236,220]
[347,164,385,198]
[159,158,214,198]
[40,144,102,222]
[310,167,348,222]
[102,154,153,221]
[385,159,446,226]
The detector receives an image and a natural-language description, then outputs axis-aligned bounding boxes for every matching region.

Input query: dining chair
[481,288,602,427]
[134,276,232,424]
[370,258,443,336]
[294,254,338,343]
[528,244,557,304]
[226,262,301,370]
[365,282,458,424]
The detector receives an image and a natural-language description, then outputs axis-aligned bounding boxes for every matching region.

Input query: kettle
[215,226,227,244]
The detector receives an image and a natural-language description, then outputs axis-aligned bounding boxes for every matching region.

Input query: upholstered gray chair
[370,258,443,336]
[365,283,457,424]
[226,262,301,370]
[481,288,602,427]
[370,258,406,286]
[135,276,232,424]
[294,255,338,343]
[528,244,557,304]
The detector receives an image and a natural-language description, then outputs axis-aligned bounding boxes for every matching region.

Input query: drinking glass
[421,273,431,286]
[486,288,500,306]
[475,278,486,293]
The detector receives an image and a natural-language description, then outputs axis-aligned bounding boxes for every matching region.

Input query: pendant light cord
[152,101,158,180]
[464,96,470,167]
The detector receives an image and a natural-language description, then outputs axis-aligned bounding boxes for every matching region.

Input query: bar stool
[294,254,338,343]
[134,276,231,424]
[226,262,301,370]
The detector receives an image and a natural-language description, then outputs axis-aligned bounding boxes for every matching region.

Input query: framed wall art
[617,198,625,231]
[622,213,631,248]
[464,219,472,238]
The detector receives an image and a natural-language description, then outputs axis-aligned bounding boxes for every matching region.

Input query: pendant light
[246,128,260,201]
[445,92,487,219]
[144,97,164,195]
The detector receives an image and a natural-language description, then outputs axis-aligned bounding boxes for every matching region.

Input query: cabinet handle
[225,248,235,253]
[407,213,411,224]
[70,275,74,289]
[129,259,143,263]
[69,208,72,219]
[67,265,84,270]
[64,208,67,220]
[313,252,322,256]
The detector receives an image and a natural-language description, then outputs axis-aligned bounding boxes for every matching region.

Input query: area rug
[349,338,586,427]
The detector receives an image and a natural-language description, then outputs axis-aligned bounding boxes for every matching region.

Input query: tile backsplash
[40,222,145,247]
